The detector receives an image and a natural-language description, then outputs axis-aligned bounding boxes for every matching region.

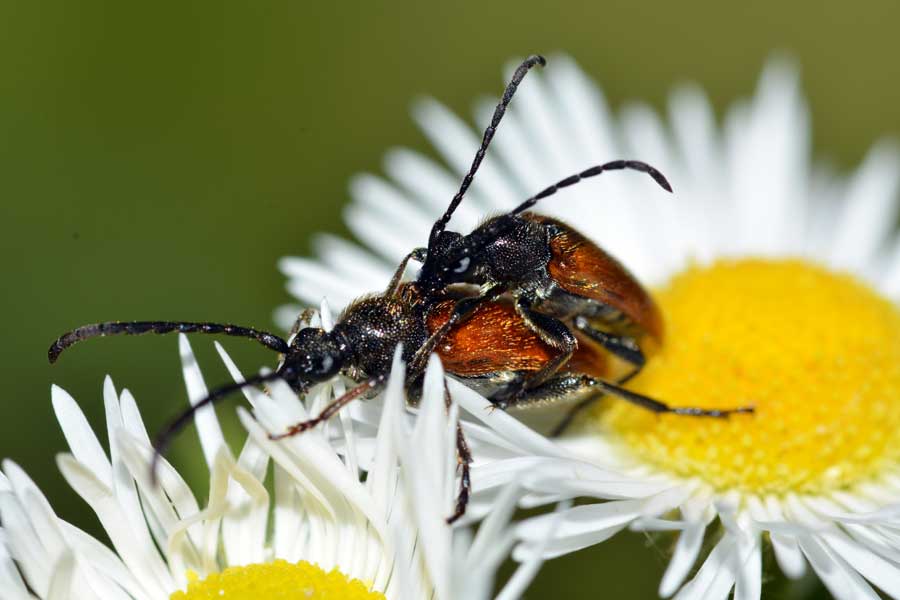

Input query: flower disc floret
[595,259,900,495]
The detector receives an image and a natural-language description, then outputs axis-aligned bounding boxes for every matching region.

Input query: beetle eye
[452,257,471,274]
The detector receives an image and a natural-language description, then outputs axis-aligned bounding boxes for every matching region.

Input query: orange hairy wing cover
[428,299,558,377]
[527,214,663,341]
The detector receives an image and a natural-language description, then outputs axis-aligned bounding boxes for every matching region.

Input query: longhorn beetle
[49,55,751,522]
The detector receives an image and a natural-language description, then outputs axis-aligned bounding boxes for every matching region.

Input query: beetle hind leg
[573,316,645,368]
[495,374,754,420]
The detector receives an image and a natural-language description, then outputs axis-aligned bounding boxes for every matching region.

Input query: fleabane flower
[0,334,534,599]
[280,54,900,599]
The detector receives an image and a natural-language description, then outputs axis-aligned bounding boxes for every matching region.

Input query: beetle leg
[440,379,473,524]
[549,368,640,437]
[511,294,577,386]
[269,374,387,440]
[547,320,647,436]
[494,374,754,419]
[572,316,645,368]
[385,247,428,297]
[447,421,473,524]
[288,308,318,339]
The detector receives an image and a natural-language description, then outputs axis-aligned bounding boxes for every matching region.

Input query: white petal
[51,385,112,488]
[312,233,393,289]
[344,202,418,263]
[0,491,49,594]
[829,141,900,270]
[495,497,568,600]
[56,454,175,597]
[46,550,78,600]
[350,174,435,242]
[178,334,225,468]
[823,530,900,598]
[61,522,150,600]
[757,496,806,579]
[514,523,629,560]
[0,530,31,599]
[516,499,642,542]
[673,534,737,600]
[660,521,708,597]
[798,535,880,600]
[103,378,149,553]
[412,98,519,209]
[222,439,270,566]
[282,256,369,309]
[448,380,567,458]
[384,147,488,225]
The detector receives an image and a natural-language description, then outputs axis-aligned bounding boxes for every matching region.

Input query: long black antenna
[427,55,546,249]
[461,160,672,257]
[149,370,290,482]
[511,159,672,215]
[48,321,290,363]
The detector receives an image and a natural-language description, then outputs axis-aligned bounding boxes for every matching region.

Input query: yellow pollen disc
[170,560,385,600]
[591,259,900,495]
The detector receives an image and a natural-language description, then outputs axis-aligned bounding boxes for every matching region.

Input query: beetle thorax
[335,295,429,378]
[478,215,551,284]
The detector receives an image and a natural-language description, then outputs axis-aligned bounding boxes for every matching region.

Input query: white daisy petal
[178,334,225,468]
[0,531,32,600]
[823,530,900,598]
[798,534,881,600]
[281,256,371,309]
[51,385,112,488]
[16,341,529,599]
[829,141,900,272]
[758,496,807,579]
[313,233,393,287]
[45,550,80,600]
[412,98,519,208]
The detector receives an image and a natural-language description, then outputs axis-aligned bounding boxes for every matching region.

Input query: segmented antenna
[511,159,672,215]
[462,160,673,259]
[427,54,546,249]
[48,321,289,363]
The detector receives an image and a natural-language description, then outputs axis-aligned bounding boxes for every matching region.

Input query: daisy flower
[0,334,539,599]
[280,55,900,599]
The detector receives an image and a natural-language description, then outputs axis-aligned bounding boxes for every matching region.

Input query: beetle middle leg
[489,296,577,407]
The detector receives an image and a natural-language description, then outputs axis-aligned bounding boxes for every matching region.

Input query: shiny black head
[279,327,346,390]
[416,160,673,292]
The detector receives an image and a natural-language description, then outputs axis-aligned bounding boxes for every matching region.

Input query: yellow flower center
[170,560,385,600]
[592,259,900,495]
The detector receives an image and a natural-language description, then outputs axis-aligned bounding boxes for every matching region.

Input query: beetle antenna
[511,159,673,215]
[150,369,290,483]
[428,55,546,249]
[455,160,673,261]
[48,321,290,363]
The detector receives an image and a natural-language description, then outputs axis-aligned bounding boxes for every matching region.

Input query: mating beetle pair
[49,55,752,522]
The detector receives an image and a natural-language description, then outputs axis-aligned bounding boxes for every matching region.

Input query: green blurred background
[3,1,899,598]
